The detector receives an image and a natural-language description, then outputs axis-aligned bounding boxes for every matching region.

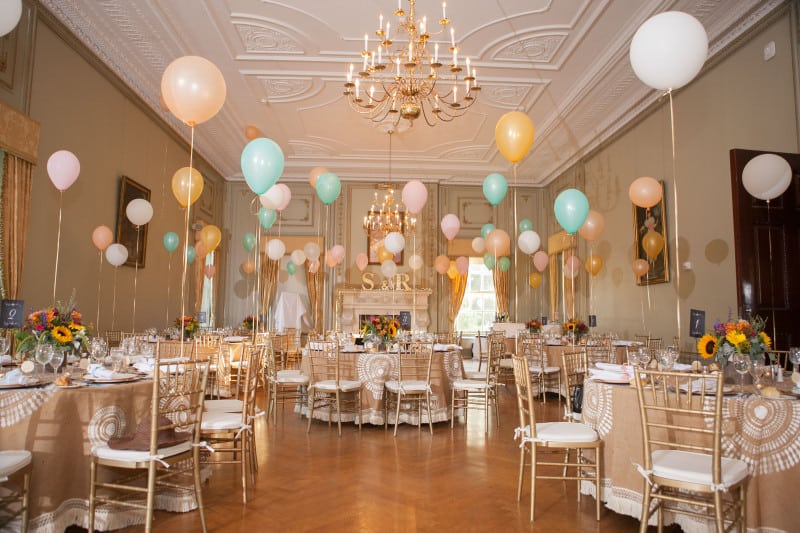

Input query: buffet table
[0,379,199,532]
[581,379,800,532]
[300,348,463,426]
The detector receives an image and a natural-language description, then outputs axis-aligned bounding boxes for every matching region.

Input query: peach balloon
[171,167,204,207]
[195,240,208,259]
[529,272,542,288]
[495,111,535,163]
[242,259,256,274]
[434,255,450,275]
[308,166,327,189]
[355,252,369,272]
[91,225,113,251]
[200,224,222,253]
[484,229,511,257]
[641,230,665,259]
[161,56,226,127]
[629,177,662,209]
[455,256,469,275]
[533,250,549,272]
[244,124,261,140]
[632,258,650,277]
[578,210,605,241]
[330,244,345,263]
[585,255,603,276]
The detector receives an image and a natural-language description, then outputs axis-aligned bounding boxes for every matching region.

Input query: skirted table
[581,379,800,532]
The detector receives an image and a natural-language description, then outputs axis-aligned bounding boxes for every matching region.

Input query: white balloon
[290,249,306,265]
[0,0,22,38]
[105,243,128,267]
[629,11,708,91]
[126,198,153,226]
[471,237,486,254]
[408,254,423,271]
[517,230,541,255]
[381,260,397,278]
[303,241,321,261]
[267,239,286,261]
[259,185,285,210]
[383,231,405,254]
[742,153,792,201]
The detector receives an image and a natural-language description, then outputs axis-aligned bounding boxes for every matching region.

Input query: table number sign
[689,309,705,338]
[588,315,597,327]
[0,299,24,328]
[398,311,411,329]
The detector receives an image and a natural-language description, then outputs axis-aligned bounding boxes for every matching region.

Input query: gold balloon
[585,255,603,276]
[641,230,665,259]
[528,272,542,288]
[244,124,261,140]
[446,262,458,279]
[377,246,393,263]
[171,166,204,207]
[200,224,222,253]
[495,111,535,163]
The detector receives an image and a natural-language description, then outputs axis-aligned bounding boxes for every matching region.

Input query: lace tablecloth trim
[0,386,57,428]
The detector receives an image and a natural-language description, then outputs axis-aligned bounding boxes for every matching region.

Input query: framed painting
[367,228,403,265]
[632,180,669,285]
[115,176,151,268]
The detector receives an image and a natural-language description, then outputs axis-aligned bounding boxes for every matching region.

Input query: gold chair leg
[88,460,97,533]
[193,447,208,533]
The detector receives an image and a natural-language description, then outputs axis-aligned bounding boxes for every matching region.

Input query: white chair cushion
[535,422,598,443]
[385,380,429,393]
[275,371,309,385]
[312,379,361,392]
[205,399,243,412]
[530,365,560,374]
[201,411,244,431]
[451,379,490,390]
[464,371,487,380]
[0,450,32,478]
[499,358,514,368]
[93,440,192,462]
[651,450,749,487]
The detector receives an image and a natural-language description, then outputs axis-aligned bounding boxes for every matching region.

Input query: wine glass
[0,337,8,358]
[749,360,766,389]
[658,348,677,370]
[732,353,751,394]
[34,345,54,377]
[51,349,65,377]
[90,338,107,365]
[789,347,800,392]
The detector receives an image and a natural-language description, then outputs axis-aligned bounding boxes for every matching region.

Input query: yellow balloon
[446,262,458,279]
[200,224,222,253]
[585,255,603,276]
[377,246,393,263]
[528,272,542,288]
[171,166,204,207]
[495,111,535,163]
[641,230,665,259]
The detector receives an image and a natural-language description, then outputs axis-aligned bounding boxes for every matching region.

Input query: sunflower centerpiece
[697,315,772,365]
[15,293,90,360]
[562,319,589,343]
[361,315,400,351]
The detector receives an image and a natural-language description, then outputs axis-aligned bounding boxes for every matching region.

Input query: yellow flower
[726,331,746,347]
[759,331,772,349]
[388,323,397,338]
[52,325,73,344]
[697,334,718,359]
[68,322,84,332]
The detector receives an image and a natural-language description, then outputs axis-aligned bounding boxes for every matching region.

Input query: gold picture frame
[367,228,403,265]
[115,176,151,268]
[632,180,669,285]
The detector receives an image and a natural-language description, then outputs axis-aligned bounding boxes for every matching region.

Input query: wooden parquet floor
[104,383,647,532]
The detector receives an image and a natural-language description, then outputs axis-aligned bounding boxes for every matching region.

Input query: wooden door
[730,149,800,349]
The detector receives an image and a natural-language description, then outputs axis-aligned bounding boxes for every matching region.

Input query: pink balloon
[330,244,345,263]
[195,240,208,259]
[401,180,428,215]
[455,256,469,275]
[204,264,216,279]
[533,250,549,272]
[47,150,80,191]
[91,225,113,251]
[434,255,450,275]
[276,184,292,211]
[355,252,369,272]
[564,255,581,279]
[440,214,460,241]
[325,254,337,268]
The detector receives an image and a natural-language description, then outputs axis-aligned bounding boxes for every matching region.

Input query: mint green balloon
[498,256,511,272]
[162,232,179,253]
[258,207,277,230]
[242,232,256,252]
[316,172,341,205]
[553,188,590,234]
[186,245,197,265]
[482,173,508,206]
[481,223,496,239]
[241,138,284,195]
[519,219,533,233]
[286,262,297,275]
[483,253,495,270]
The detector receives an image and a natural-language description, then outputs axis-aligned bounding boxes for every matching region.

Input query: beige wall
[8,16,226,333]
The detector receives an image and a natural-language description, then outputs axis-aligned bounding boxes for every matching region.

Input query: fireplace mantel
[337,288,432,332]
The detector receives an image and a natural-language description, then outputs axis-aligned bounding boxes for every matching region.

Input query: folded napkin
[433,343,461,352]
[224,336,246,343]
[88,364,119,379]
[0,354,13,365]
[595,362,629,373]
[671,362,693,372]
[588,367,633,382]
[1,369,35,385]
[133,361,154,373]
[683,378,716,393]
[611,340,635,347]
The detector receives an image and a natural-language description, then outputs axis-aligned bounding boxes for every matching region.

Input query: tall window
[454,259,496,332]
[200,252,215,328]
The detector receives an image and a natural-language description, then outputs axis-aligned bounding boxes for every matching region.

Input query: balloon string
[179,125,196,357]
[132,225,140,333]
[53,191,64,305]
[165,254,172,327]
[324,203,330,333]
[112,267,118,331]
[766,201,777,345]
[668,90,682,347]
[251,196,261,337]
[96,252,103,333]
[513,163,519,321]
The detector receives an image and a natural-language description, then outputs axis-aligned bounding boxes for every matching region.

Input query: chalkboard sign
[0,300,24,328]
[588,315,597,328]
[689,309,706,338]
[541,316,548,326]
[197,311,207,324]
[399,311,411,330]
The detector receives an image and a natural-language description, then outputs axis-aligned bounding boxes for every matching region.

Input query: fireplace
[337,288,432,333]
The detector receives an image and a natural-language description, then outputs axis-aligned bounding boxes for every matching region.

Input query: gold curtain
[447,272,468,332]
[492,267,509,317]
[305,263,322,333]
[259,255,279,325]
[0,152,34,300]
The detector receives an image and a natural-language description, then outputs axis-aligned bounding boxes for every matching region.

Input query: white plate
[83,375,140,384]
[591,376,630,384]
[55,383,84,389]
[0,380,43,389]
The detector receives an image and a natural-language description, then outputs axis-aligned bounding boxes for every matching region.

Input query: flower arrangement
[242,316,254,330]
[173,316,199,338]
[697,315,772,364]
[361,315,400,343]
[562,319,589,339]
[15,293,90,357]
[525,319,542,333]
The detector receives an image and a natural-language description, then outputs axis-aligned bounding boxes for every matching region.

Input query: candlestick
[364,33,368,52]
[451,27,455,47]
[434,42,439,63]
[443,2,447,19]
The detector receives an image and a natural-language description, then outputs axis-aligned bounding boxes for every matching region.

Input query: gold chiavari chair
[88,350,211,533]
[384,340,434,436]
[264,340,309,424]
[0,450,32,532]
[451,340,500,433]
[512,354,602,522]
[584,337,612,366]
[306,341,362,436]
[633,368,749,532]
[519,336,561,404]
[634,334,651,346]
[283,329,302,370]
[105,330,122,348]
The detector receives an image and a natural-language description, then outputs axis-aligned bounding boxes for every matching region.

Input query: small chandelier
[363,131,417,234]
[344,0,480,127]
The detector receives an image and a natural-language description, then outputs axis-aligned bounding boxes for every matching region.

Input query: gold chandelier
[344,0,480,127]
[363,131,416,234]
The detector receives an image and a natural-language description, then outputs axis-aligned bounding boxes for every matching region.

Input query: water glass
[731,353,750,394]
[34,345,54,376]
[749,360,766,388]
[657,348,676,370]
